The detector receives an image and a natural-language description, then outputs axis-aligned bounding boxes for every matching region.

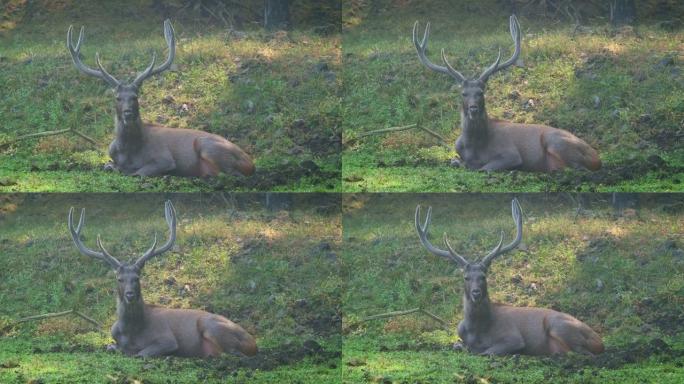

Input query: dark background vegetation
[0,0,342,192]
[0,193,342,383]
[342,0,684,192]
[342,193,684,383]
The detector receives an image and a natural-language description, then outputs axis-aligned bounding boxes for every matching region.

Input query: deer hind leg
[193,138,221,178]
[540,134,567,172]
[547,317,603,355]
[543,131,601,171]
[195,137,255,177]
[200,316,257,357]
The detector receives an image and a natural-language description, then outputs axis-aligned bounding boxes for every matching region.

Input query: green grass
[0,193,342,383]
[0,2,341,192]
[341,194,684,383]
[342,0,684,192]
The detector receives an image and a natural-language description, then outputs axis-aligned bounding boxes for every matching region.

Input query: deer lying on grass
[413,16,601,172]
[415,198,604,356]
[67,20,255,177]
[67,201,257,358]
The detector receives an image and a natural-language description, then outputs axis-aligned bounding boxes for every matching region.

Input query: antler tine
[481,198,524,267]
[132,53,157,87]
[441,48,468,84]
[96,235,122,269]
[415,205,469,267]
[480,230,505,266]
[66,25,120,87]
[134,200,177,268]
[477,48,501,82]
[412,21,465,84]
[443,233,471,268]
[478,14,522,82]
[132,19,176,87]
[94,53,122,88]
[137,233,159,266]
[67,207,121,268]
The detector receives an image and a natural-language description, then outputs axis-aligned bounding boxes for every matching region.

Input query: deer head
[66,20,176,126]
[415,198,523,303]
[67,201,177,304]
[412,16,521,120]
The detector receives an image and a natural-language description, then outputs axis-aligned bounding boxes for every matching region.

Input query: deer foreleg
[479,152,522,172]
[132,159,176,177]
[135,338,179,358]
[479,337,525,356]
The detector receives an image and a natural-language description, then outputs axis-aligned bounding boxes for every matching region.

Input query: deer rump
[111,126,255,177]
[112,306,257,358]
[460,304,605,356]
[476,121,602,172]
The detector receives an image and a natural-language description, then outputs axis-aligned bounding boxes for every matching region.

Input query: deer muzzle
[470,288,483,302]
[124,291,137,303]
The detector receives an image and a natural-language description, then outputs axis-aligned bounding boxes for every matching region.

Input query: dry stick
[0,128,98,149]
[8,309,102,330]
[362,307,450,329]
[356,124,418,139]
[351,123,451,148]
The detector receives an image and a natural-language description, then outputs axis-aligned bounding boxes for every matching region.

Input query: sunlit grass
[0,194,341,383]
[341,194,684,382]
[342,0,684,192]
[0,5,340,192]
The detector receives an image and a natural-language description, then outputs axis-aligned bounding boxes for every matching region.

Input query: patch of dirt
[211,163,340,190]
[377,342,450,352]
[634,294,684,336]
[195,338,341,373]
[550,155,683,188]
[548,338,684,371]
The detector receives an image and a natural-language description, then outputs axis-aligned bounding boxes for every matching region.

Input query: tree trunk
[264,0,290,30]
[611,0,636,26]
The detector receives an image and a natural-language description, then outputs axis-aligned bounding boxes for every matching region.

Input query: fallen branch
[0,128,99,149]
[361,307,450,329]
[4,309,102,331]
[347,123,451,148]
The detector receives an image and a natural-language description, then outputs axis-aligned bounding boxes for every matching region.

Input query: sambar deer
[67,20,255,177]
[67,201,257,358]
[415,198,604,356]
[413,16,601,172]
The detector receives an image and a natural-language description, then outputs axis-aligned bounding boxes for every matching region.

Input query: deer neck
[463,294,493,331]
[117,295,146,332]
[114,115,145,146]
[460,107,490,148]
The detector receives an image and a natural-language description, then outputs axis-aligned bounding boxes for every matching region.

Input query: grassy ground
[0,193,342,383]
[0,2,341,192]
[342,193,684,383]
[342,0,684,192]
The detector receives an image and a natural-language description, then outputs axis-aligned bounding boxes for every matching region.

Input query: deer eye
[464,276,470,281]
[117,278,123,282]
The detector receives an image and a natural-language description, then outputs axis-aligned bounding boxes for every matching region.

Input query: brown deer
[415,198,604,356]
[67,201,257,358]
[66,20,255,177]
[413,16,601,172]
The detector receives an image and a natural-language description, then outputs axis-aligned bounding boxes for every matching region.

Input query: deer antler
[132,19,176,87]
[480,198,523,267]
[415,205,469,267]
[67,19,176,88]
[134,200,177,268]
[413,15,521,84]
[416,199,523,268]
[412,21,466,84]
[66,25,120,87]
[67,207,122,269]
[477,15,521,82]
